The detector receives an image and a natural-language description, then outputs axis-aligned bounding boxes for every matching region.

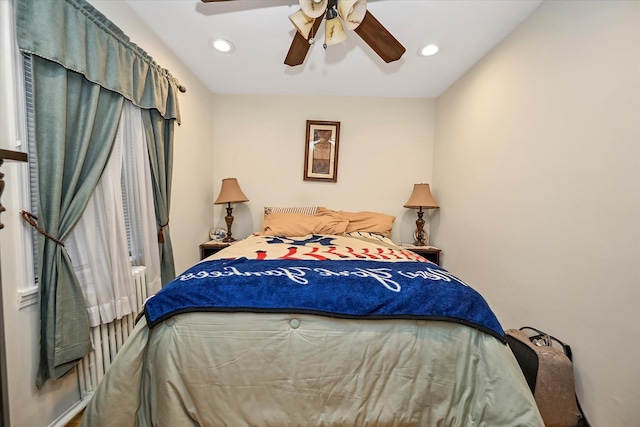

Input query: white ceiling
[124,0,543,98]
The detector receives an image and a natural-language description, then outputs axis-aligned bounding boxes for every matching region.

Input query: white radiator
[77,266,148,398]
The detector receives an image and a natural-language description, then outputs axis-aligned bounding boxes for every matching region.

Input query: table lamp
[404,183,439,246]
[214,178,249,242]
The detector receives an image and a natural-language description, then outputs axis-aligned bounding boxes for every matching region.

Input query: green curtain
[142,110,176,285]
[32,56,125,386]
[15,0,181,386]
[15,0,181,124]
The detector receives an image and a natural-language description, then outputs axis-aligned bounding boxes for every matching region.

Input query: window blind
[23,53,39,283]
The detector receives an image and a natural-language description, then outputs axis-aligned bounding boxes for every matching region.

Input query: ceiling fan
[200,0,406,67]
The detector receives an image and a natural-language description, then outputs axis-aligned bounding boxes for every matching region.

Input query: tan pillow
[261,211,348,236]
[316,209,349,234]
[317,207,395,237]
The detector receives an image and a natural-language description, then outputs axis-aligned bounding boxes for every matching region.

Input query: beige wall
[433,1,639,426]
[211,94,436,244]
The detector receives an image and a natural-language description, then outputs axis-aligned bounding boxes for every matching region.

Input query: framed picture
[303,120,340,182]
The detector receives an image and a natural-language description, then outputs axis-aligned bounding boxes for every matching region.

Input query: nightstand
[401,244,442,266]
[199,240,231,260]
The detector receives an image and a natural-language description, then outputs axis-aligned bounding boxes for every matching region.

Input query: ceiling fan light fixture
[325,16,347,46]
[289,9,315,39]
[210,38,234,53]
[300,0,328,19]
[284,0,405,66]
[419,44,439,57]
[337,0,367,30]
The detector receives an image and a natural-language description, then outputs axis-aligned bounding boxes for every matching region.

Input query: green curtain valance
[15,0,181,124]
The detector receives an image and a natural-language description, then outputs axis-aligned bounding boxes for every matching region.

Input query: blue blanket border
[144,258,505,342]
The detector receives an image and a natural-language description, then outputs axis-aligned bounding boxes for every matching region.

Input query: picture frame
[209,227,227,241]
[303,120,340,182]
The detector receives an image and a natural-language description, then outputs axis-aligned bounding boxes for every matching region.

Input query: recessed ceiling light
[419,44,439,57]
[210,38,234,53]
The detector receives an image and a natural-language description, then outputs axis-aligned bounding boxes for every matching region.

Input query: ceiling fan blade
[353,10,405,63]
[284,14,324,67]
[201,0,237,3]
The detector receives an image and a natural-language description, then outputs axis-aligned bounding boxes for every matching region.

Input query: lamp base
[413,229,428,246]
[223,204,236,243]
[413,236,428,246]
[413,209,427,246]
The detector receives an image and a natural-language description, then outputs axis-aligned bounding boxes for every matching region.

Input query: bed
[80,208,544,426]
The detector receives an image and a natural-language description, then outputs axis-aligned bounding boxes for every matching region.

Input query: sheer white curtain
[120,101,162,295]
[65,124,135,327]
[66,101,161,327]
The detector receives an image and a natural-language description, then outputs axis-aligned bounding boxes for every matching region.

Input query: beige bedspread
[82,315,543,427]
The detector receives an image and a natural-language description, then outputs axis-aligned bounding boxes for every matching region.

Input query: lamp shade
[289,9,315,39]
[404,183,439,209]
[300,0,328,19]
[337,0,367,31]
[214,178,249,205]
[325,17,347,46]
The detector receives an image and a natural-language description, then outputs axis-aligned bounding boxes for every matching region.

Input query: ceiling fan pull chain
[309,24,316,45]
